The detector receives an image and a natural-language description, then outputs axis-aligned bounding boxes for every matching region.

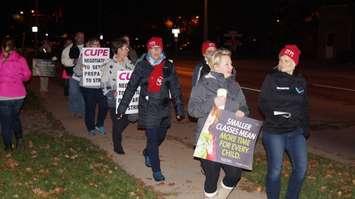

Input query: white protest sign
[83,64,102,87]
[82,48,110,87]
[32,58,56,77]
[82,48,110,65]
[116,70,140,114]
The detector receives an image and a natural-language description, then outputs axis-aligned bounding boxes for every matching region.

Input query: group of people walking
[189,41,309,199]
[0,33,309,199]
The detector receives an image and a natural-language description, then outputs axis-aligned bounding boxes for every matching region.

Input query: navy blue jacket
[117,56,185,128]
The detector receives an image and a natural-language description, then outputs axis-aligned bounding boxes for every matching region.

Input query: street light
[172,28,180,55]
[32,26,38,33]
[172,28,180,38]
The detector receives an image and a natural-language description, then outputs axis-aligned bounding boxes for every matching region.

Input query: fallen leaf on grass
[28,140,33,148]
[5,158,19,169]
[337,191,342,196]
[255,186,263,192]
[25,167,33,172]
[50,187,64,194]
[32,188,50,198]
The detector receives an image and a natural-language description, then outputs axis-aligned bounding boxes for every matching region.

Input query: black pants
[144,127,168,172]
[200,159,242,193]
[110,109,130,151]
[80,87,108,131]
[0,99,24,148]
[63,79,69,96]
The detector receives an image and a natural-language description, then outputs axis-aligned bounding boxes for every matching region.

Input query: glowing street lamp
[172,28,180,55]
[32,26,38,33]
[172,28,180,38]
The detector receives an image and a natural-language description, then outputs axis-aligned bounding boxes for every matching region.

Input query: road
[174,58,355,164]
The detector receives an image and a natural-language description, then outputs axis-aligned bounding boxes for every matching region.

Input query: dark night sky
[1,1,288,35]
[0,0,335,43]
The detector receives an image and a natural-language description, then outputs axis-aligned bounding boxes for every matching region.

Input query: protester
[191,40,217,87]
[258,44,309,199]
[61,32,85,118]
[188,49,249,198]
[0,37,31,151]
[60,36,74,96]
[74,37,108,135]
[101,38,136,153]
[122,35,138,64]
[116,36,185,181]
[37,39,54,94]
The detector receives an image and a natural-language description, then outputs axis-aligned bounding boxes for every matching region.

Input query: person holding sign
[116,37,185,182]
[74,38,108,136]
[259,44,309,199]
[0,37,31,151]
[188,49,249,199]
[101,38,136,154]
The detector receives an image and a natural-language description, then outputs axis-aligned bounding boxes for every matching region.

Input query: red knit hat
[147,37,163,50]
[279,44,301,65]
[201,41,216,55]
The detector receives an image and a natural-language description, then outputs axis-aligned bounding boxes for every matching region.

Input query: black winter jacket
[259,69,309,137]
[117,57,185,129]
[191,59,210,87]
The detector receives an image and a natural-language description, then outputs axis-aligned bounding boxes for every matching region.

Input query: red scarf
[148,61,165,93]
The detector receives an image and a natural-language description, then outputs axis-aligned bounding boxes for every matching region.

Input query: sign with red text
[116,70,140,114]
[82,48,110,87]
[82,48,110,65]
[193,107,262,170]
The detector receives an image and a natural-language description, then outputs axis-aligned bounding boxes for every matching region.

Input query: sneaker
[153,171,165,182]
[95,126,105,135]
[88,130,96,136]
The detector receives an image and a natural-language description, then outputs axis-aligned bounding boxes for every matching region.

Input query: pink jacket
[0,51,32,98]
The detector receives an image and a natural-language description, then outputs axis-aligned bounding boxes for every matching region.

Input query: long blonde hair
[207,49,232,71]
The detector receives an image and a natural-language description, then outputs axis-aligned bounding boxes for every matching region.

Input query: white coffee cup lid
[217,88,227,97]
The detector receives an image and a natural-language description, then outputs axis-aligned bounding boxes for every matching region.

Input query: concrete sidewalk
[31,78,266,199]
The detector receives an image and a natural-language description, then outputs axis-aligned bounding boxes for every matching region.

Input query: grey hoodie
[188,71,249,144]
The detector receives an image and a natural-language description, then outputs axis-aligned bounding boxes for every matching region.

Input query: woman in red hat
[116,36,185,181]
[259,44,309,199]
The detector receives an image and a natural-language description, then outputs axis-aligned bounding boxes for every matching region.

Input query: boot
[217,182,234,199]
[204,190,218,199]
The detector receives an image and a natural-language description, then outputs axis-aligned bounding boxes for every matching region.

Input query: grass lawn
[0,91,158,199]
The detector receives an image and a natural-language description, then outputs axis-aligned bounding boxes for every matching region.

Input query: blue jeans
[0,99,24,148]
[145,127,168,172]
[80,87,108,131]
[69,78,85,115]
[262,128,308,199]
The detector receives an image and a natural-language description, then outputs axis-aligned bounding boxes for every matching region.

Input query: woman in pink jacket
[0,37,31,152]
